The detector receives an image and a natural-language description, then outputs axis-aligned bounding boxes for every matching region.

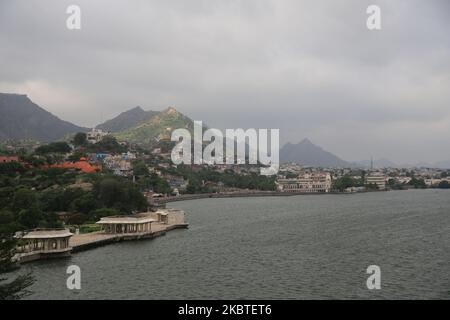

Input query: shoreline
[71,223,189,253]
[17,211,189,263]
[154,190,377,204]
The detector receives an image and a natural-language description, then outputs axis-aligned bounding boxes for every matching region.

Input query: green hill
[96,106,159,133]
[114,107,193,146]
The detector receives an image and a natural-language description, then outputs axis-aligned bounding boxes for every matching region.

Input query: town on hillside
[1,128,449,227]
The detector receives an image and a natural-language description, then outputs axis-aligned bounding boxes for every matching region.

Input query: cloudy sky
[0,0,449,163]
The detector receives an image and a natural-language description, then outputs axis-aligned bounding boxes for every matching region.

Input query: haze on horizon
[0,0,449,164]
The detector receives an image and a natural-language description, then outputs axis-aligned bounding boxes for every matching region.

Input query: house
[49,157,101,173]
[87,128,110,144]
[0,156,19,163]
[164,175,188,190]
[103,155,133,176]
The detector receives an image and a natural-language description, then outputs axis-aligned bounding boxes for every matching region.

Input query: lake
[24,189,450,299]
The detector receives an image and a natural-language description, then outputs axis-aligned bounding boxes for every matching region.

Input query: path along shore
[154,190,368,204]
[17,210,188,263]
[70,222,188,253]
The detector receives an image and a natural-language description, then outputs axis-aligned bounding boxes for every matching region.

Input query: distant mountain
[96,106,159,132]
[0,93,87,142]
[114,107,193,146]
[280,138,351,167]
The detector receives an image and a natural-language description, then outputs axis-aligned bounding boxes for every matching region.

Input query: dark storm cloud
[0,0,449,163]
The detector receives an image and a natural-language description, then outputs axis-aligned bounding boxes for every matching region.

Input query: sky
[0,0,449,164]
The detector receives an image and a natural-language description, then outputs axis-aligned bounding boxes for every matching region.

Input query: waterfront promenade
[69,221,188,252]
[154,190,354,204]
[15,209,188,263]
[69,215,188,252]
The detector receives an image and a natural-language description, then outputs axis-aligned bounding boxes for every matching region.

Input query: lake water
[24,190,450,299]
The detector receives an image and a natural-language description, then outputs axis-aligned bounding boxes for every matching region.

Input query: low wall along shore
[153,190,359,204]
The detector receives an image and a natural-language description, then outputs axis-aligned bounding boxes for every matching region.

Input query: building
[103,155,133,176]
[49,157,101,173]
[148,208,186,225]
[96,209,186,234]
[152,147,162,155]
[278,172,332,193]
[15,228,73,262]
[164,175,188,190]
[0,156,19,163]
[96,213,157,234]
[365,173,387,190]
[87,128,110,144]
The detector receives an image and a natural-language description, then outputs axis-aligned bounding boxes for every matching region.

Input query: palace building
[277,172,332,193]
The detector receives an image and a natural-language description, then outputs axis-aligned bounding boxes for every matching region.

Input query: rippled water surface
[25,190,450,299]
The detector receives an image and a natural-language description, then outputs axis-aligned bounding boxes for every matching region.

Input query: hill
[280,138,351,167]
[0,93,87,142]
[96,106,159,132]
[114,107,193,146]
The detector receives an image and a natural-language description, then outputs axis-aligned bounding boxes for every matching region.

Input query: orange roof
[0,156,19,163]
[49,161,100,173]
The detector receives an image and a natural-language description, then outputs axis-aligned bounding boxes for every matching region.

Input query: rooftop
[96,213,156,224]
[21,228,73,239]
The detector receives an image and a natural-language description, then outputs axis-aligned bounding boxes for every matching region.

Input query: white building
[365,173,387,190]
[103,155,133,176]
[87,128,110,144]
[278,172,332,193]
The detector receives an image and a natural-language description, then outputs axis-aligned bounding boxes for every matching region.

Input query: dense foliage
[165,165,276,193]
[332,175,364,191]
[0,165,148,229]
[0,211,34,300]
[35,142,71,155]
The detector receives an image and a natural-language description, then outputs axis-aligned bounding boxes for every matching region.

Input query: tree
[132,160,149,176]
[73,132,87,147]
[89,208,120,221]
[95,177,124,208]
[35,142,71,155]
[70,192,98,215]
[333,175,355,191]
[186,176,202,194]
[408,178,427,189]
[0,211,34,300]
[93,176,148,213]
[67,213,88,225]
[12,189,38,213]
[67,151,87,162]
[86,136,126,154]
[0,162,25,175]
[19,206,44,229]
